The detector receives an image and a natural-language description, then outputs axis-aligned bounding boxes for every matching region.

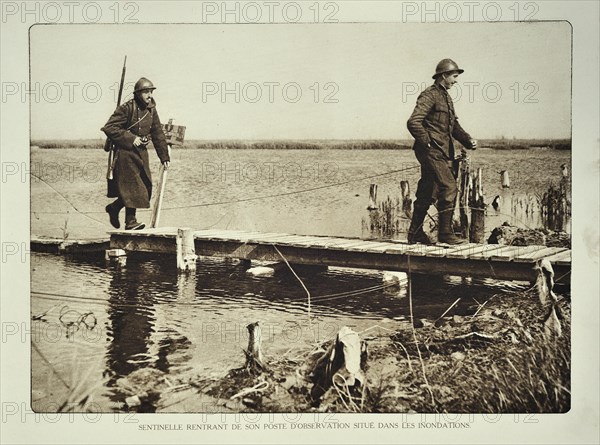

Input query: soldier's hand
[133,136,143,147]
[469,139,478,150]
[162,161,170,170]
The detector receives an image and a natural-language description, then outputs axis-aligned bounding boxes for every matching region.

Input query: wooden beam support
[176,228,197,272]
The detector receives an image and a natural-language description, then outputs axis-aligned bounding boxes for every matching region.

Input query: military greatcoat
[102,97,170,208]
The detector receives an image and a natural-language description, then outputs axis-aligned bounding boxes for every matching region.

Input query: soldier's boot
[105,199,124,229]
[438,208,467,245]
[125,207,145,230]
[407,205,434,245]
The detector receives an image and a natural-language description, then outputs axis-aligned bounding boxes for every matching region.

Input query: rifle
[105,56,127,180]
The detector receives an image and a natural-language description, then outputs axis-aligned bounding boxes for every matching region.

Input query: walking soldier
[406,59,478,245]
[102,77,171,230]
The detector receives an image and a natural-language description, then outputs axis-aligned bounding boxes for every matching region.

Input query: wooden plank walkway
[108,228,571,284]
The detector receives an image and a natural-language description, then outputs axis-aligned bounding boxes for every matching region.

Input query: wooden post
[150,145,171,228]
[469,168,485,243]
[501,170,510,188]
[534,259,562,337]
[244,322,265,373]
[310,326,366,403]
[457,157,471,238]
[367,184,378,210]
[105,248,126,266]
[176,228,197,272]
[400,180,412,219]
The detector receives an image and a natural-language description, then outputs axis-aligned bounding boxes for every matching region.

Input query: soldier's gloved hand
[133,136,143,147]
[469,139,478,150]
[460,147,468,158]
[162,161,170,170]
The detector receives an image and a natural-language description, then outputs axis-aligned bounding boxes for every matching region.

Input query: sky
[29,21,572,140]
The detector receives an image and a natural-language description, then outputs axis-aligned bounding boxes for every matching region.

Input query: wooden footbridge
[107,228,571,284]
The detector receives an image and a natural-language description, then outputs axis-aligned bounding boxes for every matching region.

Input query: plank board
[543,249,571,266]
[489,245,546,261]
[468,244,516,259]
[383,243,416,255]
[244,232,295,241]
[323,240,382,251]
[414,245,454,258]
[403,244,454,257]
[513,246,568,263]
[345,242,399,253]
[340,241,386,252]
[110,227,179,237]
[445,243,487,259]
[240,234,299,244]
[282,236,345,248]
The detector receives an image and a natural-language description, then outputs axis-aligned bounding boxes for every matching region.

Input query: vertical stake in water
[367,184,378,210]
[469,167,486,243]
[400,180,412,219]
[457,156,471,239]
[501,170,510,188]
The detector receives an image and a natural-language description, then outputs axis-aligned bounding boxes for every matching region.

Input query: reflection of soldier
[102,78,170,230]
[105,264,154,385]
[406,59,478,245]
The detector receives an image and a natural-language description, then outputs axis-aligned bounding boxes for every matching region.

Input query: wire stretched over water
[160,165,421,211]
[30,172,108,226]
[31,165,420,215]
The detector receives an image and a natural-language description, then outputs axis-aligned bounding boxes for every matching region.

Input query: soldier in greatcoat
[102,77,170,230]
[406,59,478,245]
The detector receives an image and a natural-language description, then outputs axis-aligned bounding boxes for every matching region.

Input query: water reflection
[105,261,157,385]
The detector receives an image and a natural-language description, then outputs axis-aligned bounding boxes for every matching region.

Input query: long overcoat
[102,97,170,208]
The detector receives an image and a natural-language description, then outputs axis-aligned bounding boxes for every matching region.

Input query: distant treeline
[31,138,572,150]
[481,139,571,151]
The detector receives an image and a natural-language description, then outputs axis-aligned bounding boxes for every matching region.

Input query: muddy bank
[115,282,569,414]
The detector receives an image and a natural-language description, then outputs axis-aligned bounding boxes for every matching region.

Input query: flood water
[30,147,570,412]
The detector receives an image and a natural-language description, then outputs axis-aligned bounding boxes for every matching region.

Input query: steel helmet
[134,77,156,93]
[433,59,464,79]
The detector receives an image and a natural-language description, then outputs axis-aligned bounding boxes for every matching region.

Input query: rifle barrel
[105,56,127,155]
[116,55,127,106]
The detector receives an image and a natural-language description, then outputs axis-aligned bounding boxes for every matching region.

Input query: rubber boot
[125,208,145,230]
[407,205,433,244]
[437,208,467,245]
[106,199,124,229]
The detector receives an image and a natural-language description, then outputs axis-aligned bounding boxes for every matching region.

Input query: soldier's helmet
[433,59,464,79]
[134,77,156,93]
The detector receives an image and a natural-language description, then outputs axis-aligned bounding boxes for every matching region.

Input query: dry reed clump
[386,289,571,413]
[362,196,418,239]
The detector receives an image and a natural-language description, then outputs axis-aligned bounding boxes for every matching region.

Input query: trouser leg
[106,198,124,229]
[111,198,125,212]
[125,207,136,225]
[408,149,436,243]
[414,147,465,244]
[124,207,145,230]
